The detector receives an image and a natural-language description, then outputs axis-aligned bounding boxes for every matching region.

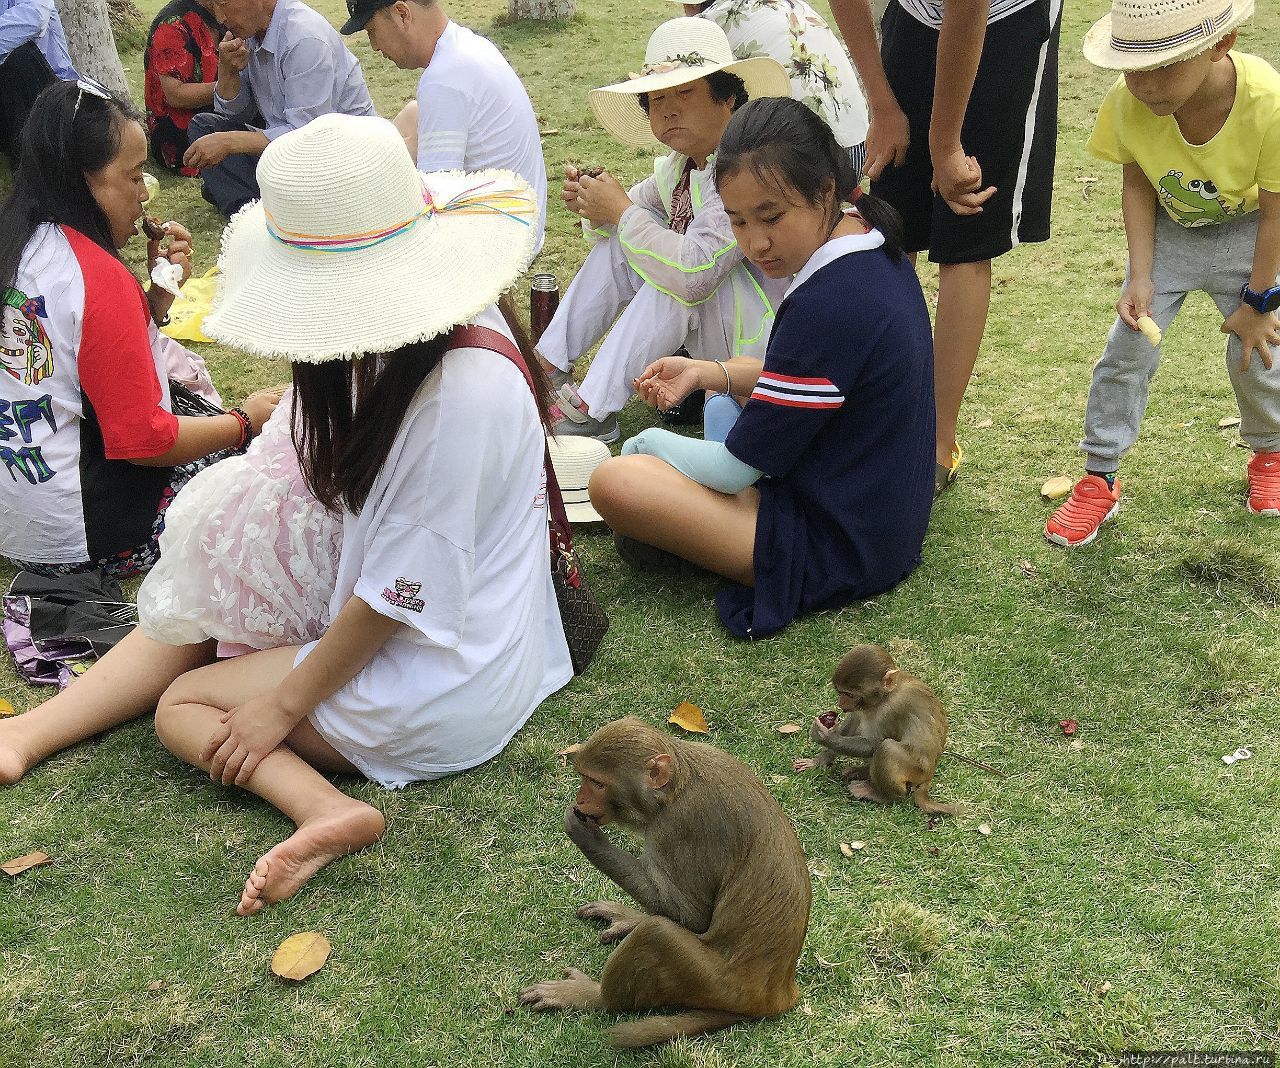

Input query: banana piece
[1136,315,1161,346]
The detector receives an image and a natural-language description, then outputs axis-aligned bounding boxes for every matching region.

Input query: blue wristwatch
[1240,282,1280,314]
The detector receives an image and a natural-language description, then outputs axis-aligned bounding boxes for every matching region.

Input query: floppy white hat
[205,114,538,362]
[547,436,611,524]
[589,18,791,150]
[1083,0,1253,71]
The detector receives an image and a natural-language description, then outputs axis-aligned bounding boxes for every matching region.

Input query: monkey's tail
[912,784,964,817]
[608,1010,749,1048]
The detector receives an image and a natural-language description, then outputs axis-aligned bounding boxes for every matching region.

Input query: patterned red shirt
[144,0,223,174]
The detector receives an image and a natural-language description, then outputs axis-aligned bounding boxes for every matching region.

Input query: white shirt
[896,0,1040,29]
[416,22,548,252]
[303,305,572,787]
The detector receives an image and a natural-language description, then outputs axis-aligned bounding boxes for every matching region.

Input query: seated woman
[535,17,791,443]
[591,97,935,639]
[143,0,224,176]
[0,81,278,578]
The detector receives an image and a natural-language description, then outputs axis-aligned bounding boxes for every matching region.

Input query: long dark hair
[292,293,556,514]
[714,96,905,259]
[0,80,146,294]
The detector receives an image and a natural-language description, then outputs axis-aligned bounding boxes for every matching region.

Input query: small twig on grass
[942,750,1007,778]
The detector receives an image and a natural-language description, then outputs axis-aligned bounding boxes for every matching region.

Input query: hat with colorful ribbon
[206,114,538,362]
[589,18,790,149]
[1083,0,1253,71]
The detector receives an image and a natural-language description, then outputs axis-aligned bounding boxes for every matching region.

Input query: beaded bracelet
[228,406,252,450]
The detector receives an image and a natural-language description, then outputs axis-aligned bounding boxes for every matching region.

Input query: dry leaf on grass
[775,723,803,735]
[668,702,709,734]
[976,824,992,837]
[768,774,788,785]
[838,842,865,858]
[1041,476,1073,500]
[2,850,52,876]
[1219,416,1242,429]
[271,932,332,981]
[973,417,994,430]
[1018,560,1038,578]
[0,698,14,717]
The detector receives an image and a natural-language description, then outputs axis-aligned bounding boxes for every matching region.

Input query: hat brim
[205,169,537,362]
[563,499,604,524]
[1082,1,1253,71]
[588,56,792,149]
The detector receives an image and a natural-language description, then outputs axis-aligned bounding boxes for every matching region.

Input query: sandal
[934,443,963,497]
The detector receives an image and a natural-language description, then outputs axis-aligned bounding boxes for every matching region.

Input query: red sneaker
[1247,451,1280,517]
[1045,475,1121,547]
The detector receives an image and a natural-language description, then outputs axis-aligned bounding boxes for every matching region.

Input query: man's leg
[933,259,992,468]
[536,232,647,375]
[188,112,262,217]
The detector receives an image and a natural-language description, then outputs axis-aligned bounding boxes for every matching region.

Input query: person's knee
[153,673,207,752]
[589,455,662,527]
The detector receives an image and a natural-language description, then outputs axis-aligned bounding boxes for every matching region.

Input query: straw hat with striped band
[206,114,538,362]
[547,436,610,524]
[1083,0,1253,72]
[589,17,791,150]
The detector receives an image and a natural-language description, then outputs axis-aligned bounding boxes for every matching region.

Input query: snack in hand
[817,711,838,730]
[1136,315,1161,347]
[139,214,166,241]
[578,166,605,179]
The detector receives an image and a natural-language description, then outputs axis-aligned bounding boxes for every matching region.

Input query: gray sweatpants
[1081,209,1280,471]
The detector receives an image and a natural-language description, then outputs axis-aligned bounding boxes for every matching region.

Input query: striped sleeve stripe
[751,372,845,409]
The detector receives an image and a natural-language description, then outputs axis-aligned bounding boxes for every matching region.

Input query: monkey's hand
[564,805,605,849]
[576,900,645,944]
[793,756,822,773]
[810,718,836,747]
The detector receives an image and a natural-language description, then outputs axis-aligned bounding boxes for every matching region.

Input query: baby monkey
[793,645,960,816]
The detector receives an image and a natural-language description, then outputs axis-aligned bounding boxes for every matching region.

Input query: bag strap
[449,323,575,559]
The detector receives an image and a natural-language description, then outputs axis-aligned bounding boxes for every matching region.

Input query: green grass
[3,2,1280,1065]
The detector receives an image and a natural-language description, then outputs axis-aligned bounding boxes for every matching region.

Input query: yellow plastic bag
[161,266,219,344]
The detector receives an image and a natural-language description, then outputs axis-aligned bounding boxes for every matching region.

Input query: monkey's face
[573,769,613,826]
[835,682,880,712]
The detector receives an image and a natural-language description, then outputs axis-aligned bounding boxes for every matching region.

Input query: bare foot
[0,722,31,786]
[519,968,603,1012]
[847,780,890,803]
[237,800,384,916]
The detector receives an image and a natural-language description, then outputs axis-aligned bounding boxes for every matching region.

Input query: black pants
[187,111,262,217]
[0,42,58,166]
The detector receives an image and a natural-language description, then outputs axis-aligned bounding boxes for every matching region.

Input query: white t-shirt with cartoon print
[300,304,572,788]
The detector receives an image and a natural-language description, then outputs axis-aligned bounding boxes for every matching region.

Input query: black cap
[340,0,396,34]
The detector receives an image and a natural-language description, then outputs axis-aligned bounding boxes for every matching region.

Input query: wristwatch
[1240,282,1280,314]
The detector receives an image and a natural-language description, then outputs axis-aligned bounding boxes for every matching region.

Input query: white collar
[782,226,885,303]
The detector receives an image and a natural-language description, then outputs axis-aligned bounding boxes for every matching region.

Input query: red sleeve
[65,229,180,460]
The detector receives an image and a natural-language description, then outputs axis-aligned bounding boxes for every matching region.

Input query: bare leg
[933,259,993,467]
[154,648,385,915]
[589,455,759,586]
[0,631,215,785]
[391,99,418,161]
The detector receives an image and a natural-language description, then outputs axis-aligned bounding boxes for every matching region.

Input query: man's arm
[274,36,340,138]
[213,32,253,120]
[0,0,54,63]
[929,0,995,214]
[825,0,909,179]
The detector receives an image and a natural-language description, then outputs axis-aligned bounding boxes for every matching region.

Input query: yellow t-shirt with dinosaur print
[1088,51,1280,227]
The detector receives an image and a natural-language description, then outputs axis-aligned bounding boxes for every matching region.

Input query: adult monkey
[519,717,811,1048]
[794,644,961,816]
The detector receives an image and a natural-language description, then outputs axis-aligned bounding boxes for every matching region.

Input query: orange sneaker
[1247,451,1280,517]
[1045,474,1121,547]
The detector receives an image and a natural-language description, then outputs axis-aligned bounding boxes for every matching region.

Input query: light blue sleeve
[622,427,763,495]
[0,0,54,64]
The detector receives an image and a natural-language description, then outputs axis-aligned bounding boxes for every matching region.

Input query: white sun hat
[205,114,538,362]
[589,17,791,150]
[547,436,611,524]
[1083,0,1253,72]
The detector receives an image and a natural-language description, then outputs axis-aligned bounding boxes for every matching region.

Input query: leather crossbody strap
[449,323,574,558]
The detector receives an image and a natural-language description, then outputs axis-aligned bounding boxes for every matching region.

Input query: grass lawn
[2,1,1279,1064]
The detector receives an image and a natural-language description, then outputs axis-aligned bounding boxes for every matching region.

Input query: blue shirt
[215,0,374,140]
[0,0,77,79]
[719,230,935,638]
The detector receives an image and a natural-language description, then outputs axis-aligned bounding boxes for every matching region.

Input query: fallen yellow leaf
[271,932,332,982]
[1041,475,1074,500]
[2,850,51,877]
[775,723,803,735]
[1219,416,1242,429]
[0,698,14,717]
[839,842,854,858]
[668,701,709,734]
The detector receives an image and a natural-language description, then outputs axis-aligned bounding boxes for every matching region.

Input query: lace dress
[137,391,342,651]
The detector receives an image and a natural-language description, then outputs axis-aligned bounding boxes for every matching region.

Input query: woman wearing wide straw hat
[0,114,573,912]
[535,17,791,443]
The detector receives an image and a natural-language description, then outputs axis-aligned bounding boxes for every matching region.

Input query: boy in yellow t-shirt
[1045,0,1280,547]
